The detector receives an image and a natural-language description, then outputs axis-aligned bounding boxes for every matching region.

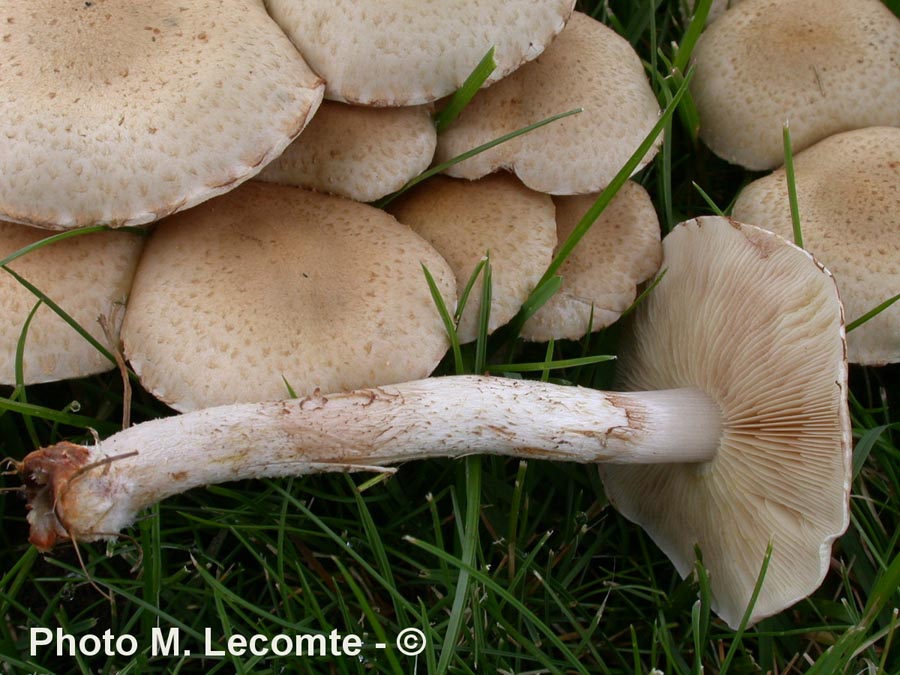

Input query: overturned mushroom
[21,218,849,629]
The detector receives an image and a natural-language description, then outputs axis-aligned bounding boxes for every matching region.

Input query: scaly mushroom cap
[389,175,556,344]
[434,12,662,195]
[121,182,456,411]
[521,181,661,342]
[691,0,900,170]
[600,217,850,628]
[1,222,144,384]
[733,127,900,365]
[256,101,436,203]
[265,0,574,106]
[0,0,324,230]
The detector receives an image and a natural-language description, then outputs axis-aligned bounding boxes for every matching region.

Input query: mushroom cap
[733,127,900,365]
[265,0,574,106]
[691,0,900,170]
[1,222,144,384]
[0,0,324,230]
[434,12,662,195]
[256,101,436,203]
[121,182,456,411]
[521,181,662,342]
[389,175,556,344]
[600,217,850,628]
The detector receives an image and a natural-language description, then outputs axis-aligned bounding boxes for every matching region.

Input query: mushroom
[732,126,900,364]
[0,0,324,229]
[264,0,575,105]
[690,0,900,170]
[433,11,662,195]
[21,217,849,629]
[388,174,557,343]
[120,181,456,411]
[1,222,144,384]
[521,181,662,342]
[256,101,436,203]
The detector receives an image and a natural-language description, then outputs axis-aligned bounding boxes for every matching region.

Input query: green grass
[2,1,900,673]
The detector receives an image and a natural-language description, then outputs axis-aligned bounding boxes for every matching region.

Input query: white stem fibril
[23,375,722,550]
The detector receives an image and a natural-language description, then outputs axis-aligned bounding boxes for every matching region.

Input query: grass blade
[408,535,591,675]
[434,47,496,133]
[719,541,773,674]
[435,456,482,675]
[0,225,145,268]
[782,122,803,248]
[532,68,693,295]
[847,293,900,333]
[0,397,119,434]
[673,0,712,74]
[488,355,615,373]
[375,108,582,207]
[422,262,464,375]
[2,265,118,366]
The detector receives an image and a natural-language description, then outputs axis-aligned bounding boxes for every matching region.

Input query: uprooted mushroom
[18,217,850,629]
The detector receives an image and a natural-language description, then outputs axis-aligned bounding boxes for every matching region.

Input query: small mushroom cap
[265,0,574,106]
[733,127,900,365]
[434,12,662,195]
[691,0,900,170]
[600,217,850,628]
[389,175,556,344]
[1,222,144,384]
[256,101,436,203]
[121,182,456,411]
[521,181,662,342]
[0,0,324,230]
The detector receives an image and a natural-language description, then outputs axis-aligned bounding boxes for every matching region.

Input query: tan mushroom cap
[265,0,574,106]
[256,101,436,203]
[733,127,900,365]
[691,0,900,170]
[601,216,850,628]
[434,12,662,195]
[1,222,144,384]
[121,182,456,412]
[389,175,556,344]
[0,0,324,230]
[521,182,661,342]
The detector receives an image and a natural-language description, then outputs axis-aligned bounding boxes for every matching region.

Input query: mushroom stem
[23,376,721,550]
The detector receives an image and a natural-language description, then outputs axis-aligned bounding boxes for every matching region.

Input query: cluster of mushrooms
[2,0,898,631]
